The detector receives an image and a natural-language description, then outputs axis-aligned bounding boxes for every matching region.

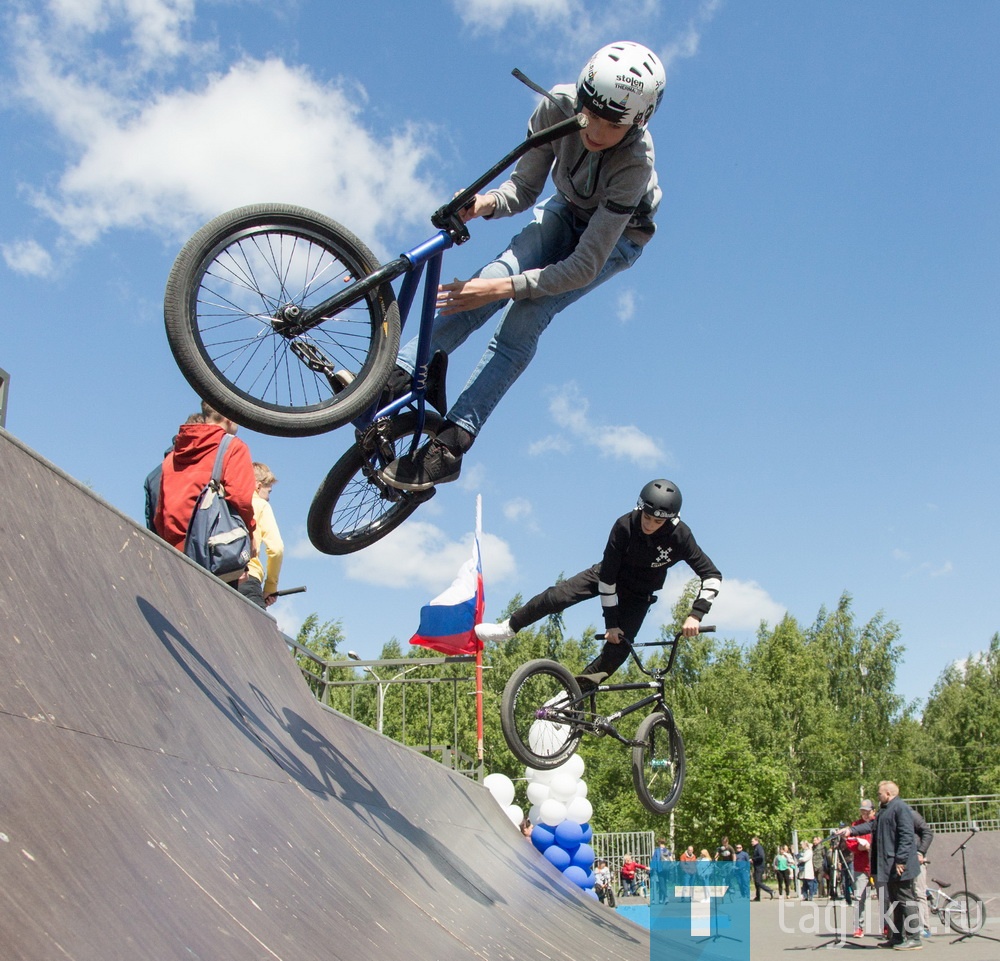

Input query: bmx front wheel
[500,659,584,770]
[307,411,443,555]
[631,711,685,815]
[164,204,400,437]
[947,891,986,935]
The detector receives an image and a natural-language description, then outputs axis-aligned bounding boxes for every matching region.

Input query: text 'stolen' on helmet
[637,479,681,519]
[576,41,666,127]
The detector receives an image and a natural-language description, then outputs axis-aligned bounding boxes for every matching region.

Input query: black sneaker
[381,440,462,491]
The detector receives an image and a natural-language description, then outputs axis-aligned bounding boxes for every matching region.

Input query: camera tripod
[814,836,866,951]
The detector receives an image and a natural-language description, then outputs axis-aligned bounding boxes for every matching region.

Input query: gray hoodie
[487,84,660,301]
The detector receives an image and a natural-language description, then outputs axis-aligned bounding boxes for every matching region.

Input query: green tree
[920,633,1000,795]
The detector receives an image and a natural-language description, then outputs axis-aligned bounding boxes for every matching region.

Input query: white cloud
[616,288,636,323]
[2,240,54,276]
[655,568,787,632]
[343,522,515,591]
[532,381,665,465]
[503,497,533,522]
[452,0,574,33]
[8,8,440,253]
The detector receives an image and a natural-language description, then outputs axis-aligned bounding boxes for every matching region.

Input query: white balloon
[525,766,554,785]
[575,780,589,798]
[528,803,541,824]
[483,773,515,808]
[539,798,567,826]
[527,719,571,759]
[526,780,551,806]
[504,803,524,825]
[549,770,579,802]
[566,796,593,824]
[563,753,586,779]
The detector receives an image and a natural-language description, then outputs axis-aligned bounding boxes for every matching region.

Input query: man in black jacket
[839,781,923,950]
[750,836,775,901]
[475,479,721,686]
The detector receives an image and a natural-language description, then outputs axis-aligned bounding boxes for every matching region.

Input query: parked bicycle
[163,71,585,554]
[925,879,986,936]
[499,626,714,815]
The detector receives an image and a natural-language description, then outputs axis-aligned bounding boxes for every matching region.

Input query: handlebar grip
[699,625,716,634]
[272,586,307,597]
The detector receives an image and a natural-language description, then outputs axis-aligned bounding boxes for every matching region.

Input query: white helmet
[577,41,666,127]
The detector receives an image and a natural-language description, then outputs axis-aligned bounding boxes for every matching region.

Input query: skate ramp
[0,428,649,961]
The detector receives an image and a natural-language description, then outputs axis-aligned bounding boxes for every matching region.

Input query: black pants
[509,564,653,680]
[754,867,774,899]
[237,575,266,609]
[886,876,921,942]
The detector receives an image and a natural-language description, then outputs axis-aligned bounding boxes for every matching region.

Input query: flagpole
[475,495,484,765]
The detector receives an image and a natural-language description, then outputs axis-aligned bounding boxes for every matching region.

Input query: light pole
[347,652,419,735]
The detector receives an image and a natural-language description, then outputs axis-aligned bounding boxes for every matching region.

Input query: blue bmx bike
[164,72,585,554]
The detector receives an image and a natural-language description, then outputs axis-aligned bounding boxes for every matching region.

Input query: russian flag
[409,534,485,656]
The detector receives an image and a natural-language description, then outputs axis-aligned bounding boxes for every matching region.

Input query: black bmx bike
[499,626,714,815]
[162,70,586,554]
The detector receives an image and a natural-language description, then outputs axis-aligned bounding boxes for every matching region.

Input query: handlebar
[594,625,716,645]
[432,113,587,232]
[271,585,307,597]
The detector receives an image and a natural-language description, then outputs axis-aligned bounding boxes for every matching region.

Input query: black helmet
[637,479,681,518]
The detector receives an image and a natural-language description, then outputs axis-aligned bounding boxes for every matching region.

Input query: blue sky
[2,0,997,709]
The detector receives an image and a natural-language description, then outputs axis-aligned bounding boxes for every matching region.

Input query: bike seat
[931,878,950,889]
[576,672,608,685]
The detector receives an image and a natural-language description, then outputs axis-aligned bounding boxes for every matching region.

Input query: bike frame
[544,629,713,748]
[274,111,586,456]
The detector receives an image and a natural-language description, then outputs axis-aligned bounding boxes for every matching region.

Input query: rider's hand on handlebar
[437,276,515,314]
[681,615,701,637]
[605,627,625,645]
[457,192,497,223]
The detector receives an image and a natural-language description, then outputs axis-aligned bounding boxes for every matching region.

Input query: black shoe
[381,440,462,491]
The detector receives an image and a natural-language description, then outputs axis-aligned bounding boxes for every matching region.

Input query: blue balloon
[554,820,584,849]
[531,823,555,852]
[579,822,593,844]
[543,845,571,871]
[584,871,596,888]
[570,842,595,870]
[563,865,590,888]
[585,887,600,899]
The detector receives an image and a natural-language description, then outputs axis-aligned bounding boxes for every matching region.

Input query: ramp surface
[0,429,649,961]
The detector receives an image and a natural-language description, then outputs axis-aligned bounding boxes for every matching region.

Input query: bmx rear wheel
[631,711,685,814]
[500,660,584,770]
[307,411,443,555]
[164,204,399,437]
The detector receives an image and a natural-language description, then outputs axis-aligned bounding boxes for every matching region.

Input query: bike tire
[631,711,685,815]
[500,660,584,770]
[947,891,986,935]
[307,411,443,555]
[164,204,400,437]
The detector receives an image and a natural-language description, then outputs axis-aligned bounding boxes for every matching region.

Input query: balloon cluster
[483,755,597,894]
[526,754,596,893]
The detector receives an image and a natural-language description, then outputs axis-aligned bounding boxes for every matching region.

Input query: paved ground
[613,893,1000,960]
[749,896,1000,960]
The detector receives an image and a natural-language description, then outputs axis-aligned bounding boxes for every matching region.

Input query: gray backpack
[183,434,252,582]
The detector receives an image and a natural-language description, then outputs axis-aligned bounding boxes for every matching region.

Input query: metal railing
[287,637,481,779]
[906,794,1000,833]
[591,830,656,890]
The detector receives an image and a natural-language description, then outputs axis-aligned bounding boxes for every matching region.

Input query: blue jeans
[396,195,644,437]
